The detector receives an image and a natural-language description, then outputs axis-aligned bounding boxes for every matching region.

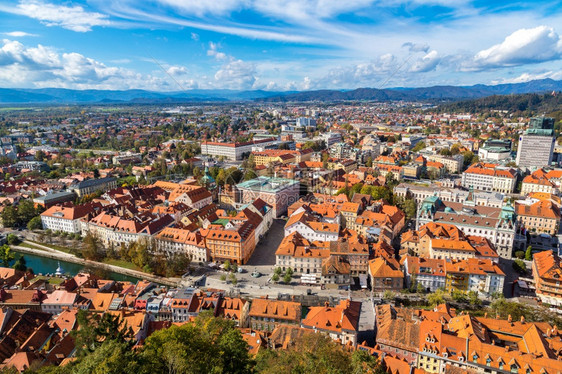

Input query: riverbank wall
[14,245,180,287]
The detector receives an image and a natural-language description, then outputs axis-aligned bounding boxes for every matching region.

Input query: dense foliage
[438,93,562,116]
[6,312,384,374]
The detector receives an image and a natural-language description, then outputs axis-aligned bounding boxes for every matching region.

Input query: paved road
[357,297,376,345]
[246,218,286,266]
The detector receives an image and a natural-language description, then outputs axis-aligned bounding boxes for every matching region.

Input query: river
[13,250,142,283]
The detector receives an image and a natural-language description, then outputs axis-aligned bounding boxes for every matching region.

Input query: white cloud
[402,42,430,53]
[190,32,200,41]
[0,39,173,90]
[410,50,440,72]
[154,0,246,17]
[3,31,37,37]
[214,59,256,89]
[468,26,562,70]
[166,65,188,76]
[493,70,562,84]
[12,0,110,32]
[252,0,375,22]
[207,42,227,61]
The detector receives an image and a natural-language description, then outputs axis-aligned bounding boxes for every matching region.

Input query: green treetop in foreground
[16,311,383,374]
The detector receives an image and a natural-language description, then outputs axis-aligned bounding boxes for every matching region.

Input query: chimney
[484,312,488,318]
[507,315,512,323]
[520,316,525,323]
[553,325,558,335]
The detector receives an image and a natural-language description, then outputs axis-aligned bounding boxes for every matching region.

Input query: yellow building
[516,200,561,235]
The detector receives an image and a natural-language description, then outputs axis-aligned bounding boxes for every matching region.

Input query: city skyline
[0,0,561,91]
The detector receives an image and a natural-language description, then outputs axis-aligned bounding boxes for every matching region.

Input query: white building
[516,134,555,169]
[461,164,517,194]
[284,212,339,242]
[154,228,208,263]
[426,154,464,174]
[403,256,446,292]
[200,138,278,160]
[417,195,524,258]
[478,139,512,161]
[41,290,90,315]
[516,117,555,169]
[41,205,94,234]
[393,183,505,207]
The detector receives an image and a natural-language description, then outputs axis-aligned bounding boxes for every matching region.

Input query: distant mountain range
[0,79,561,104]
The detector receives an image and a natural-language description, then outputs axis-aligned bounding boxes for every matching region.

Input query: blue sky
[0,0,561,91]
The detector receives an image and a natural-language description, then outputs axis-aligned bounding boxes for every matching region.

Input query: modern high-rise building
[516,116,555,169]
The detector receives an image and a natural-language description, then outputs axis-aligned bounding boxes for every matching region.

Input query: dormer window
[486,358,492,366]
[511,365,519,374]
[473,354,478,363]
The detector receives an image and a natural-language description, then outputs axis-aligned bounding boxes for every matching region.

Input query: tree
[34,150,46,161]
[255,331,358,374]
[451,289,467,303]
[385,172,396,187]
[1,205,17,228]
[17,199,39,226]
[12,255,26,271]
[271,273,279,283]
[27,216,42,230]
[72,310,134,357]
[283,272,292,284]
[411,141,426,152]
[513,259,527,274]
[467,291,481,306]
[463,151,478,167]
[140,313,252,374]
[0,245,14,267]
[427,289,446,306]
[223,260,231,272]
[62,339,140,374]
[525,245,533,261]
[215,168,227,186]
[514,250,525,259]
[382,290,395,301]
[229,273,238,285]
[82,233,103,261]
[6,233,20,246]
[351,183,363,196]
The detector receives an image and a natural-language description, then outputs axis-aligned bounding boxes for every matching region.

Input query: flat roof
[32,191,75,202]
[237,176,299,193]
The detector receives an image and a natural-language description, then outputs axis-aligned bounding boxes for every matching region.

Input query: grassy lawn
[26,240,76,254]
[18,242,49,251]
[103,259,142,271]
[29,275,64,285]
